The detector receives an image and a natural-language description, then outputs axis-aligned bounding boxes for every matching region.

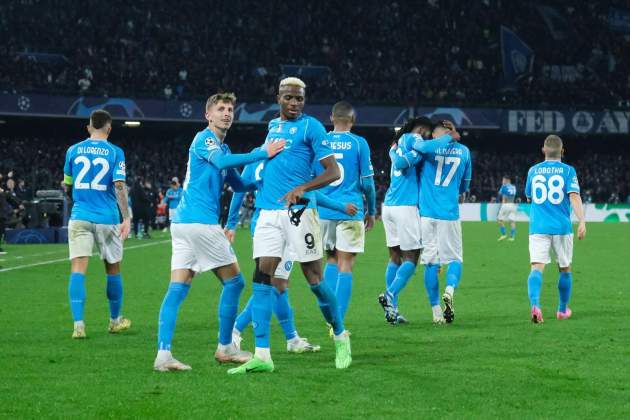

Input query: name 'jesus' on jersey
[418,139,472,221]
[384,133,424,207]
[256,114,333,210]
[174,128,232,225]
[313,131,374,220]
[63,139,126,225]
[525,160,580,235]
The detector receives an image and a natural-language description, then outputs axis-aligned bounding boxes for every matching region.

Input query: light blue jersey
[499,183,516,203]
[175,128,263,225]
[63,138,126,225]
[414,136,472,221]
[525,160,579,235]
[384,133,424,207]
[314,132,374,220]
[163,187,183,209]
[256,114,333,210]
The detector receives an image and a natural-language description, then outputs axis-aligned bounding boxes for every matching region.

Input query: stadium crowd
[2,134,629,233]
[2,0,629,107]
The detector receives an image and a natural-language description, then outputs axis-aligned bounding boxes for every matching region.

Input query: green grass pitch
[1,222,629,419]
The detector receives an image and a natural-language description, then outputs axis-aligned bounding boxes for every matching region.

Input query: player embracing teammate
[380,120,471,324]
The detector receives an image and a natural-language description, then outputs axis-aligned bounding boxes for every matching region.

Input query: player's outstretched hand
[281,186,305,206]
[224,229,236,243]
[577,221,586,240]
[265,140,286,158]
[390,141,398,151]
[345,203,358,216]
[364,214,375,231]
[119,218,131,240]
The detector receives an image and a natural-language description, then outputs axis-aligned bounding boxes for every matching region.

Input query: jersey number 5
[434,156,461,187]
[330,153,345,187]
[74,156,109,191]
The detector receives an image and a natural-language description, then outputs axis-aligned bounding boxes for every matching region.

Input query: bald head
[543,135,563,159]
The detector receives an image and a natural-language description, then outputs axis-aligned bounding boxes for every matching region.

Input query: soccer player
[153,93,285,372]
[227,77,351,374]
[162,178,183,231]
[497,176,517,241]
[225,153,356,353]
[524,135,586,323]
[392,121,469,323]
[62,109,132,339]
[315,101,376,327]
[378,117,433,324]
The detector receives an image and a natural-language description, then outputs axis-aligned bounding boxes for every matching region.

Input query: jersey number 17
[433,156,461,187]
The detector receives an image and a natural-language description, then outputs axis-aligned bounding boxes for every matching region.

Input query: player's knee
[272,278,288,293]
[299,260,322,284]
[531,263,545,273]
[253,269,271,285]
[104,261,120,275]
[558,265,571,273]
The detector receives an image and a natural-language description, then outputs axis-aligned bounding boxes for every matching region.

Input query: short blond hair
[543,134,563,158]
[279,77,306,90]
[206,92,237,111]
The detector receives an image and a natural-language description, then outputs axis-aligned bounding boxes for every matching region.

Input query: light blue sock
[510,227,516,238]
[157,282,191,351]
[446,261,463,289]
[500,226,506,235]
[106,274,123,319]
[336,272,353,321]
[558,272,572,312]
[528,270,543,308]
[218,274,245,345]
[235,296,253,333]
[423,264,440,306]
[68,272,86,322]
[310,282,345,335]
[251,283,273,348]
[274,288,297,340]
[385,261,400,306]
[387,261,416,297]
[323,263,339,297]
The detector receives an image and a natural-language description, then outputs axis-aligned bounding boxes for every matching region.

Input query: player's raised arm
[206,142,285,171]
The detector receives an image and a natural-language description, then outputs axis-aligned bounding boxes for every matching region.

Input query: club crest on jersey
[205,137,219,151]
[284,261,293,271]
[289,127,297,135]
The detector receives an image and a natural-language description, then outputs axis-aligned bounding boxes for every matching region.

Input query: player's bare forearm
[114,181,131,220]
[64,183,74,208]
[301,155,340,192]
[569,192,585,222]
[569,192,586,239]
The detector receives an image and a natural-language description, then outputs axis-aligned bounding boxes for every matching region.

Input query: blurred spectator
[0,1,628,107]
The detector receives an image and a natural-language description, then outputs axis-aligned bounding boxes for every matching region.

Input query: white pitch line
[0,240,170,273]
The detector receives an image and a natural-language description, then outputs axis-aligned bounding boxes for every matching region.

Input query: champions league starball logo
[179,102,193,118]
[17,96,31,112]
